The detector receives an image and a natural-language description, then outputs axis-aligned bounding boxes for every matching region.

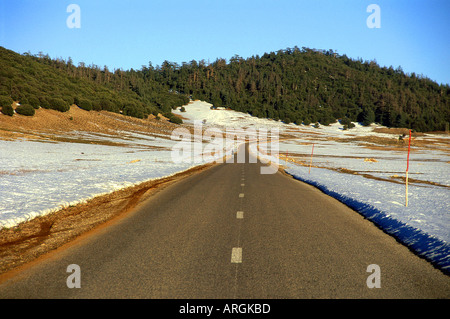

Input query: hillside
[0,104,183,143]
[1,46,449,132]
[0,46,188,123]
[157,47,450,132]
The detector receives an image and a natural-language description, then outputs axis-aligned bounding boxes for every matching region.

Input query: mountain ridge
[1,46,448,132]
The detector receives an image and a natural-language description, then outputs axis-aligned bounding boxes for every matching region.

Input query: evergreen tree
[361,108,376,126]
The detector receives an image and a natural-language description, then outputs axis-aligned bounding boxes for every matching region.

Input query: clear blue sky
[1,0,449,84]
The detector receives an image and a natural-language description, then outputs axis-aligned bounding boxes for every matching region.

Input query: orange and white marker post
[405,130,411,207]
[309,143,315,174]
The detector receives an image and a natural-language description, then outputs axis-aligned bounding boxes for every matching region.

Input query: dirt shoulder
[0,162,214,278]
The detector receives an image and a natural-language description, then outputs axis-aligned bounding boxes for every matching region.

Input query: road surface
[0,144,449,298]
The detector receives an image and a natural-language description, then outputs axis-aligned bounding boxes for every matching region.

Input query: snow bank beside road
[0,138,197,228]
[283,161,450,274]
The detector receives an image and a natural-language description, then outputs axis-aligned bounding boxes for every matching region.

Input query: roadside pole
[406,130,411,207]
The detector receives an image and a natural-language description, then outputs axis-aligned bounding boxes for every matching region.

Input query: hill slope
[157,47,449,132]
[1,46,449,132]
[0,46,188,122]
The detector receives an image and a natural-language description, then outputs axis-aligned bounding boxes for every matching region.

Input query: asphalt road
[0,144,449,299]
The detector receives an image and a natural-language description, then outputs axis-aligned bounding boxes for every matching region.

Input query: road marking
[236,211,244,219]
[241,183,245,187]
[239,193,244,198]
[231,247,242,263]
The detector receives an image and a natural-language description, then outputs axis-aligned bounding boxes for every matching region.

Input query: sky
[0,0,449,85]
